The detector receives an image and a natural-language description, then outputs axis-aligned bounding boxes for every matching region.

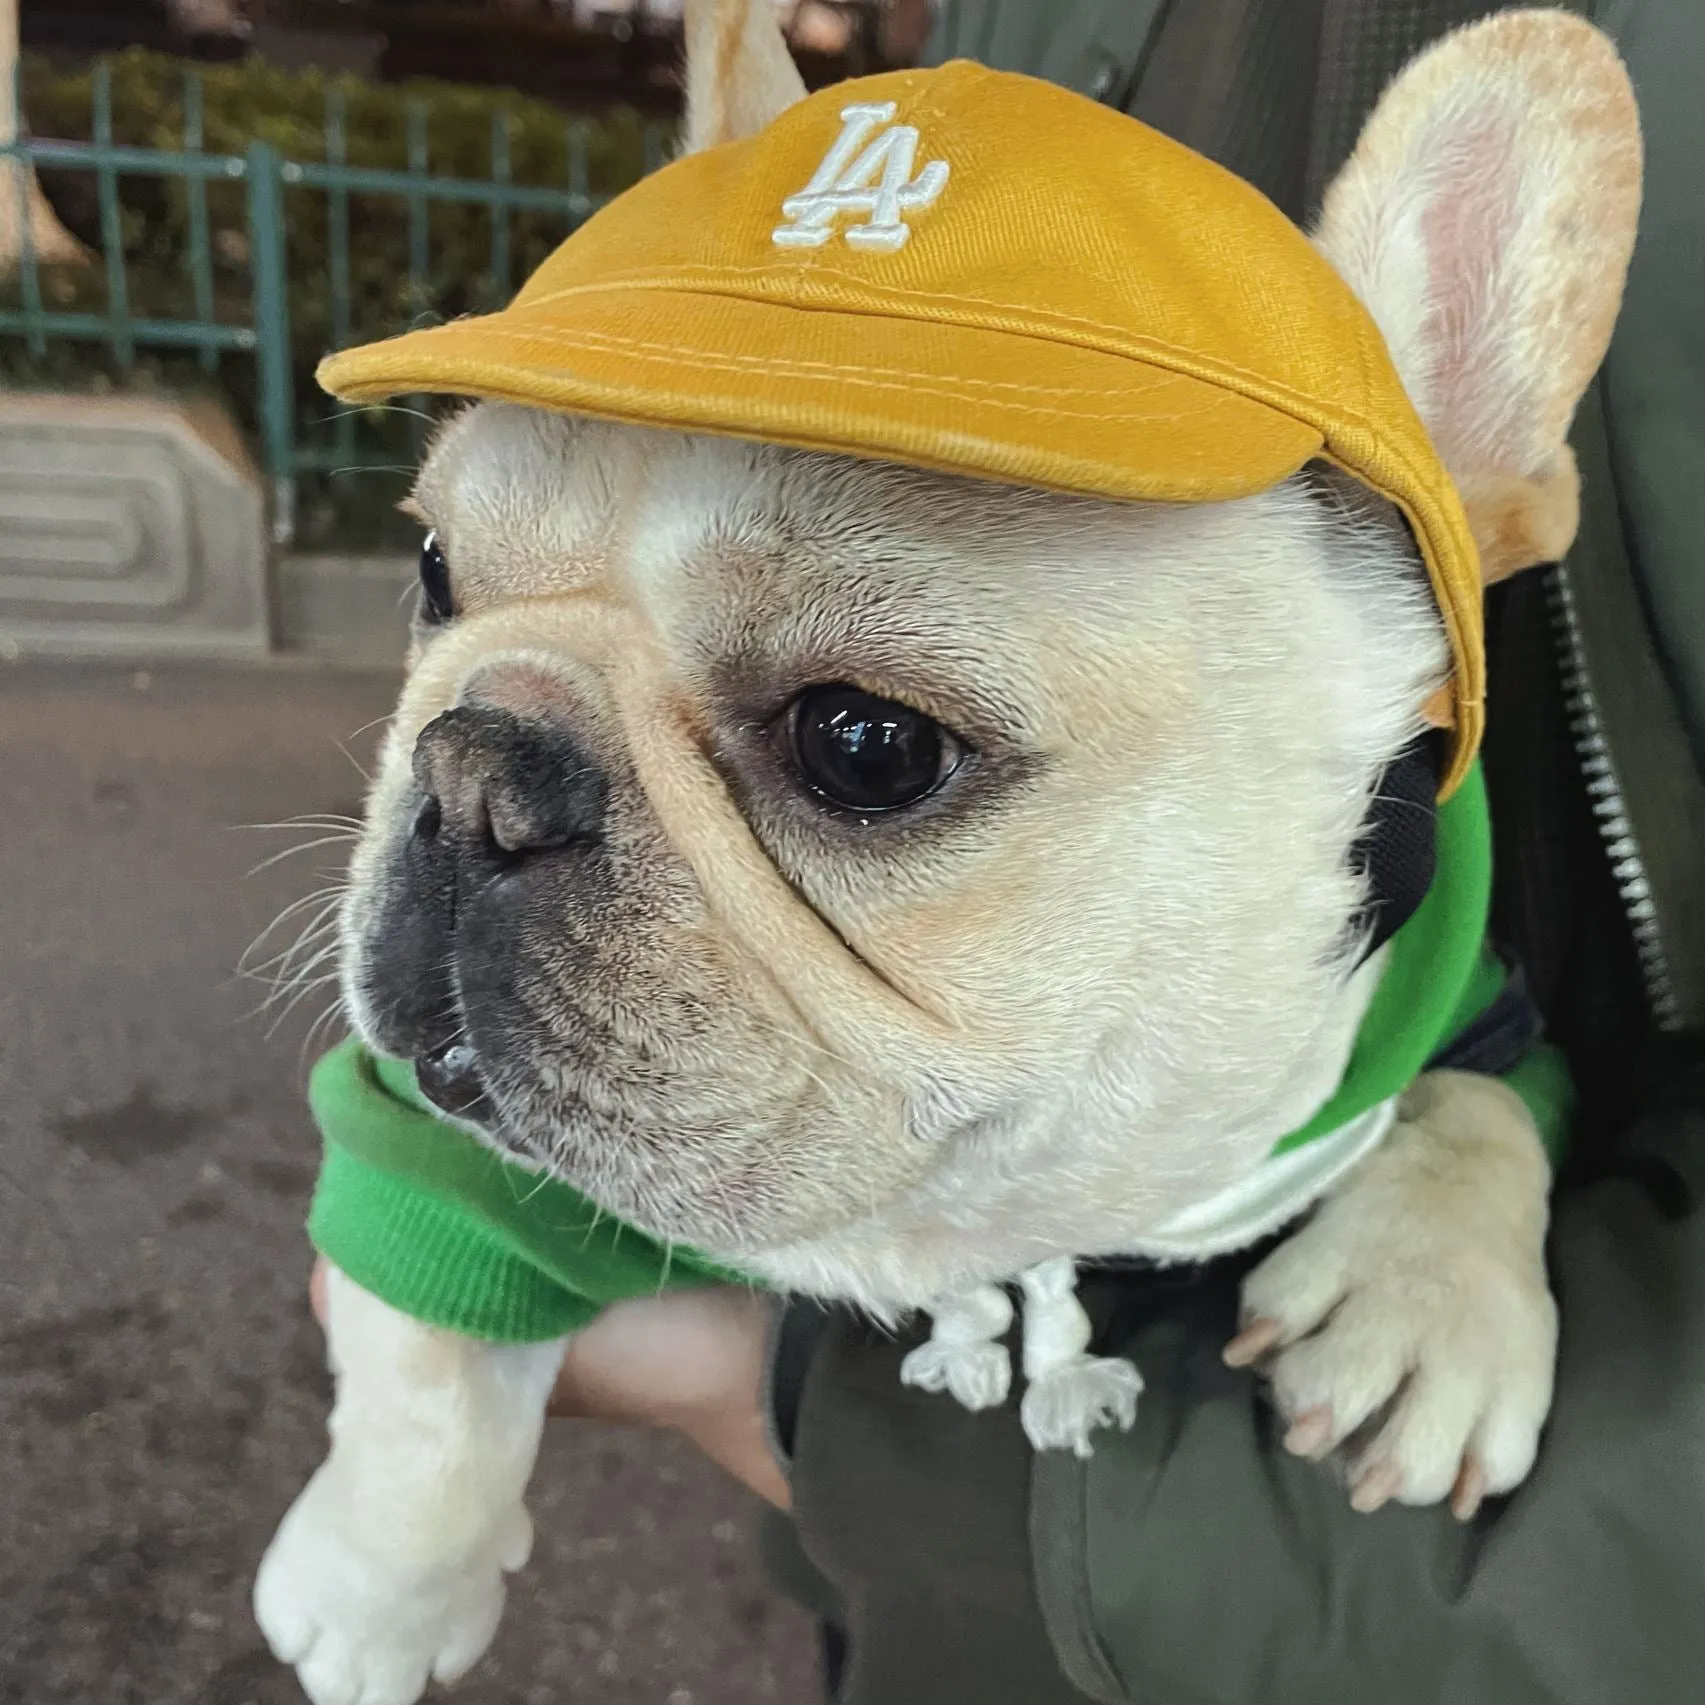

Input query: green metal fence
[0,61,668,545]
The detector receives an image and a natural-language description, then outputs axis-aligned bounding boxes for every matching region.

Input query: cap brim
[317,287,1323,506]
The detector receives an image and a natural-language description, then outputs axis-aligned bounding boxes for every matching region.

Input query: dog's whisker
[242,924,344,990]
[1364,791,1433,816]
[249,944,338,1003]
[300,995,350,1065]
[238,827,361,852]
[240,940,343,999]
[245,834,360,879]
[241,937,340,989]
[513,1165,559,1208]
[259,894,345,944]
[260,971,344,1037]
[241,907,347,1018]
[260,974,341,1022]
[318,400,436,429]
[237,814,365,833]
[266,912,344,963]
[335,738,375,785]
[344,712,395,745]
[240,889,347,971]
[251,940,342,1005]
[247,882,348,926]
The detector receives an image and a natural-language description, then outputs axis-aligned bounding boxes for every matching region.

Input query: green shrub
[4,49,669,548]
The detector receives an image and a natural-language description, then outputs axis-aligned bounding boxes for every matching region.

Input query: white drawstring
[900,1256,1143,1456]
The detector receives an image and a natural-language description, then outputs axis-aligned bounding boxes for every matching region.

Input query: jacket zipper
[1547,564,1685,1030]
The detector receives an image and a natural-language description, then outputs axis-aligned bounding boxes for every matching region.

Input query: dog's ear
[682,0,807,154]
[1315,9,1642,584]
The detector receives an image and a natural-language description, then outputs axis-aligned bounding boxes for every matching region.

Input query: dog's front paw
[255,1464,529,1705]
[1226,1076,1556,1518]
[900,1338,1013,1410]
[1020,1356,1143,1457]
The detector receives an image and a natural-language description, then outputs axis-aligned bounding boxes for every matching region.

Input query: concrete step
[0,391,269,662]
[0,389,416,670]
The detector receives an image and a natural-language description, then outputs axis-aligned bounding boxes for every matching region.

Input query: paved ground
[0,661,820,1705]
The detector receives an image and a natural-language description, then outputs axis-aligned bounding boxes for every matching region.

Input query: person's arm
[548,1286,790,1510]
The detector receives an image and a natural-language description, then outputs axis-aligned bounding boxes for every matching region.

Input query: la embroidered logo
[771,102,949,253]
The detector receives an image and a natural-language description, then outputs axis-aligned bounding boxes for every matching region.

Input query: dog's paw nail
[1451,1457,1489,1522]
[1283,1406,1334,1460]
[1224,1317,1283,1367]
[1350,1459,1403,1514]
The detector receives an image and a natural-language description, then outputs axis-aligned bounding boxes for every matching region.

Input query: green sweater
[307,761,1571,1343]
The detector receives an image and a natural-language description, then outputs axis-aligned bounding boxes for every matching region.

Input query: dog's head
[333,4,1638,1295]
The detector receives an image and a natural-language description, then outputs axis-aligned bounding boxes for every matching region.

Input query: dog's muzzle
[362,703,610,1121]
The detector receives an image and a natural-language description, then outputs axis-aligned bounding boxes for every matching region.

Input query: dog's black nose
[411,704,606,859]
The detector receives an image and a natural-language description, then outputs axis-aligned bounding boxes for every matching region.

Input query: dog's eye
[417,531,456,625]
[787,685,961,814]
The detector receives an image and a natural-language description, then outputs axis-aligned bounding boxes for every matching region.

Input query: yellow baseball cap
[319,61,1484,793]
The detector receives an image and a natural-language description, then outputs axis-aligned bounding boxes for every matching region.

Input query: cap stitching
[513,271,1363,437]
[371,320,1284,430]
[335,320,1251,405]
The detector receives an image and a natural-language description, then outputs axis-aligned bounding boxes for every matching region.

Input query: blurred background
[0,3,923,1699]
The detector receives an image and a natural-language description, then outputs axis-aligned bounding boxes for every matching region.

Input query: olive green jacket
[764,3,1705,1700]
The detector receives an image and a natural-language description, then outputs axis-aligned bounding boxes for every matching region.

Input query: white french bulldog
[255,5,1642,1701]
